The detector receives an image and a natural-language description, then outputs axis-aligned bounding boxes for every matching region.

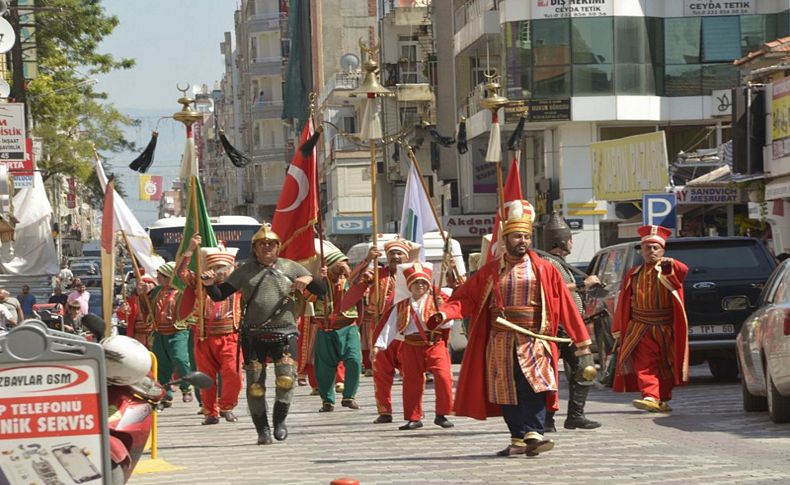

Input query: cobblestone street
[129,366,790,484]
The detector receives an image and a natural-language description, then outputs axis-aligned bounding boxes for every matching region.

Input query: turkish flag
[484,157,523,264]
[272,119,318,262]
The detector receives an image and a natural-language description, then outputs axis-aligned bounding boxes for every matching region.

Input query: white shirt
[0,304,14,331]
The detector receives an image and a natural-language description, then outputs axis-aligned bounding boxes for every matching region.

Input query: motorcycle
[81,314,212,484]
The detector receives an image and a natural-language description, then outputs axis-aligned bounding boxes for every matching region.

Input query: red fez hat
[638,225,671,247]
[403,262,433,288]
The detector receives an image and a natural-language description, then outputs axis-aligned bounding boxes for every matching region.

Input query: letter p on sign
[642,194,677,230]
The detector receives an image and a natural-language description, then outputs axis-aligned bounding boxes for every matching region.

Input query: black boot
[564,380,601,430]
[272,401,290,441]
[250,398,272,445]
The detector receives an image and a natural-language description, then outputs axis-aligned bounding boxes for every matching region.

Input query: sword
[494,316,572,344]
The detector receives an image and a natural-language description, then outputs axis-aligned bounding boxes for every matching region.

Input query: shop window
[701,16,741,62]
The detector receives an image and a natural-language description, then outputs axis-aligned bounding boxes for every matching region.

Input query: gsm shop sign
[0,362,104,484]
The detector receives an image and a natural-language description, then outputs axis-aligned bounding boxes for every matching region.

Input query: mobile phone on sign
[51,445,102,483]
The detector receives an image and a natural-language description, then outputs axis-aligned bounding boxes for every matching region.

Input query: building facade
[439,0,790,262]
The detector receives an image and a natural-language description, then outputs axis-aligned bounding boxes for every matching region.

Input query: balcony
[249,56,283,76]
[251,100,284,120]
[247,12,284,33]
[318,71,361,107]
[454,0,500,56]
[458,76,500,120]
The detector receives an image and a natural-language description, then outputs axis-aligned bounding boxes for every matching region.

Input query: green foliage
[12,0,137,189]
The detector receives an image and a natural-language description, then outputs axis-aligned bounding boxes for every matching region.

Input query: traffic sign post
[0,322,110,485]
[643,193,677,230]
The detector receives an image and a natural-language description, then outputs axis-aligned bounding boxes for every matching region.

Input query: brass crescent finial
[483,69,497,80]
[177,82,191,95]
[358,37,380,57]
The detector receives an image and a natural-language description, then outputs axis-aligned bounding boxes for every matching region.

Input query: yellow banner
[772,77,790,142]
[591,131,669,201]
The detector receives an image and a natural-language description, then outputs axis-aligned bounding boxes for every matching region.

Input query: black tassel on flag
[299,126,323,157]
[427,125,455,147]
[507,114,526,151]
[219,130,252,168]
[456,117,468,155]
[128,131,158,173]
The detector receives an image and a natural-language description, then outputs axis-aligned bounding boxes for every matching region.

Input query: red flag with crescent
[272,119,318,262]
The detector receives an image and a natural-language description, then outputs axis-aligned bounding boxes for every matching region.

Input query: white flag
[95,155,165,276]
[399,161,438,258]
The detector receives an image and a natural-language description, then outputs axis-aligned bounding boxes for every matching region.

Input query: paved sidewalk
[129,366,790,485]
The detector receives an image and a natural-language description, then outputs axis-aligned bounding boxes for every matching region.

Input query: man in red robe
[612,225,689,412]
[120,274,156,348]
[434,200,592,457]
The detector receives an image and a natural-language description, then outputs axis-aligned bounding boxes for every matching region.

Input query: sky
[94,1,237,227]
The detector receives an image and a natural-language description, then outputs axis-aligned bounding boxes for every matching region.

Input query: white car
[736,259,790,423]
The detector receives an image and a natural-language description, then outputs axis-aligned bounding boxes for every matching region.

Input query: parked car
[735,259,790,423]
[583,237,777,383]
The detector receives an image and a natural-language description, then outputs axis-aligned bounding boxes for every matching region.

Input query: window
[573,65,613,95]
[533,66,571,98]
[572,17,613,64]
[399,107,419,128]
[615,63,656,95]
[664,17,700,64]
[663,64,701,97]
[615,17,651,64]
[532,19,570,66]
[701,16,741,62]
[250,36,258,60]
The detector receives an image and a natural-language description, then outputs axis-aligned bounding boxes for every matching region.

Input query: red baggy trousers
[398,339,453,421]
[632,331,674,402]
[194,333,242,417]
[373,340,402,415]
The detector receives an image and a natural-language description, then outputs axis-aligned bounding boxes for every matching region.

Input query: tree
[7,0,137,188]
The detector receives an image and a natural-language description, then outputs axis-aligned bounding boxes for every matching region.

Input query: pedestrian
[120,275,157,348]
[342,238,419,424]
[539,212,602,431]
[0,289,24,325]
[0,301,14,333]
[201,223,325,445]
[58,261,74,290]
[142,262,194,408]
[433,200,593,457]
[49,286,69,307]
[67,282,90,315]
[17,285,37,319]
[309,246,362,413]
[374,262,454,430]
[63,300,84,333]
[612,224,689,413]
[176,234,243,425]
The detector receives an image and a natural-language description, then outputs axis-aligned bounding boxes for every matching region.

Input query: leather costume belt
[318,317,355,331]
[403,333,435,346]
[492,318,540,333]
[632,307,672,325]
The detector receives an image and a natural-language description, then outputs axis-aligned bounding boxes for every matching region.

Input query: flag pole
[405,146,461,284]
[352,39,391,327]
[121,230,155,327]
[308,93,333,314]
[190,177,206,341]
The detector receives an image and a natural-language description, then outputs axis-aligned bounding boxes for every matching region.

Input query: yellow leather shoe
[632,398,662,412]
[658,401,672,412]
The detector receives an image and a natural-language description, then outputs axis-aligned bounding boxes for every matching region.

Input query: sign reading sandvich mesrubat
[591,131,669,201]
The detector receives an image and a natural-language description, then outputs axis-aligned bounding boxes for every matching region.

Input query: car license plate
[689,324,735,335]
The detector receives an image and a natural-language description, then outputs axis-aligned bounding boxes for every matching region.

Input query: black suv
[583,237,777,381]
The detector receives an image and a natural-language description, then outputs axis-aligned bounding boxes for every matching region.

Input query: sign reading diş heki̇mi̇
[0,103,26,162]
[0,324,110,485]
[532,0,613,19]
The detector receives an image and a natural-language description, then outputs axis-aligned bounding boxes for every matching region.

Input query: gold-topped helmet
[251,222,280,245]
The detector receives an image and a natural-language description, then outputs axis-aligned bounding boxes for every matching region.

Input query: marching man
[374,262,454,430]
[176,234,244,424]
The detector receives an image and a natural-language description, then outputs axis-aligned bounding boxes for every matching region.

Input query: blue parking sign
[643,194,677,229]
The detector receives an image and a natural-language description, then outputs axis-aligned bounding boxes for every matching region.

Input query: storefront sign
[0,103,26,162]
[331,215,373,234]
[533,0,613,19]
[442,214,495,237]
[684,1,756,16]
[765,177,790,200]
[711,89,732,117]
[673,185,742,204]
[566,218,583,230]
[772,77,790,159]
[504,99,571,124]
[591,131,669,201]
[0,324,109,485]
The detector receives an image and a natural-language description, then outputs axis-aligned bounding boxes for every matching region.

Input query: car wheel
[741,373,768,412]
[708,358,739,381]
[767,367,790,423]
